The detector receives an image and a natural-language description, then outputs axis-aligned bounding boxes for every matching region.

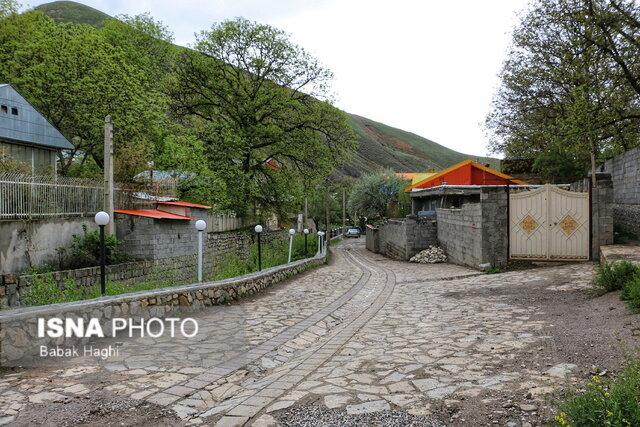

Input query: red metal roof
[157,200,211,209]
[114,209,192,220]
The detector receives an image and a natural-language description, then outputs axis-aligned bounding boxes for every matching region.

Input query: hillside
[33,1,498,177]
[34,1,110,27]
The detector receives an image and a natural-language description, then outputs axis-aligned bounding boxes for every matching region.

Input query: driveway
[1,239,639,426]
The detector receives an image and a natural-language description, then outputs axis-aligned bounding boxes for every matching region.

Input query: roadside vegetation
[23,233,320,306]
[554,361,640,427]
[592,261,640,311]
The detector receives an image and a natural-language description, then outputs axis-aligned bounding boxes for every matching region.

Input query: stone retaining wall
[0,251,327,365]
[0,229,287,309]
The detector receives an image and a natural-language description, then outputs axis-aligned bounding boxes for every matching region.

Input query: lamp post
[195,219,207,282]
[254,224,263,271]
[94,211,110,296]
[318,231,325,255]
[303,228,309,256]
[288,228,296,263]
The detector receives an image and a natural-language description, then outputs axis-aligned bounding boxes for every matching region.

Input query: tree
[486,0,640,182]
[171,18,356,215]
[0,11,172,180]
[0,0,20,18]
[347,171,410,221]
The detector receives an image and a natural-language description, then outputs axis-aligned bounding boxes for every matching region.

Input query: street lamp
[318,231,325,255]
[195,219,207,282]
[94,211,110,296]
[303,228,309,256]
[254,224,263,271]
[288,228,296,263]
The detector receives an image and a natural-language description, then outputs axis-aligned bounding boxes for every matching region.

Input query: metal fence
[0,172,176,220]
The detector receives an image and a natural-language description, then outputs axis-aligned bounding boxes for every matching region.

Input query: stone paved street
[2,239,639,426]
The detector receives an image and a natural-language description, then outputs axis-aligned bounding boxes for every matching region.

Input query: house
[406,160,526,213]
[0,84,73,174]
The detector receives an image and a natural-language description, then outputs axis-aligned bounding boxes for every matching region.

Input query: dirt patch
[12,390,181,426]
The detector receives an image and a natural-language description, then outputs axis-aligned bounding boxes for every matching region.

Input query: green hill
[34,1,110,27]
[33,1,498,177]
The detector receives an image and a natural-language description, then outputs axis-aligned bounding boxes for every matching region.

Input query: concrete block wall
[603,148,640,237]
[436,204,482,267]
[377,217,437,261]
[437,187,509,269]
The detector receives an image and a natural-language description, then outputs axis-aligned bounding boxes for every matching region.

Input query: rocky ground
[1,240,638,426]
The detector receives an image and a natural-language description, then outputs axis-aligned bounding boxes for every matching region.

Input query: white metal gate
[509,184,589,260]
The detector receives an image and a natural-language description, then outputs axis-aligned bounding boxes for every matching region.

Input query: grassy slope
[34,1,110,27]
[33,1,499,177]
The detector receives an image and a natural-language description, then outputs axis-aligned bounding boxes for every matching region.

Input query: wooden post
[103,115,115,235]
[325,190,330,243]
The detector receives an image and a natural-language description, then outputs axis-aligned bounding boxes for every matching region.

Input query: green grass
[22,234,321,306]
[342,114,499,178]
[553,361,640,426]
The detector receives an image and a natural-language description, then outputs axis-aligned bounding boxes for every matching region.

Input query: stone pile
[409,246,447,264]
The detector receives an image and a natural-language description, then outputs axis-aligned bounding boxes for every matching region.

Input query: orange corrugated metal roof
[405,160,526,192]
[114,209,192,220]
[158,200,211,209]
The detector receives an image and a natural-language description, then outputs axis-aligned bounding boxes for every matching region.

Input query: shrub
[593,261,638,294]
[554,361,640,426]
[621,273,640,311]
[67,225,126,269]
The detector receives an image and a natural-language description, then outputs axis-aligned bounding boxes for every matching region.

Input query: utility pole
[342,187,346,236]
[103,116,115,235]
[325,189,330,242]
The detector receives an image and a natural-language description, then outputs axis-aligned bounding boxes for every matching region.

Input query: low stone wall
[0,251,327,365]
[377,217,437,261]
[437,187,509,269]
[0,229,287,309]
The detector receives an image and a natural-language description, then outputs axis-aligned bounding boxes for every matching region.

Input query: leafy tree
[347,171,410,221]
[0,11,171,180]
[486,0,640,182]
[171,18,356,215]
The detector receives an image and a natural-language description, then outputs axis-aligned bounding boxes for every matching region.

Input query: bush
[67,225,126,269]
[554,361,640,426]
[621,273,640,311]
[593,261,638,294]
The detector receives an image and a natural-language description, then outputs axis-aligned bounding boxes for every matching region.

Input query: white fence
[0,172,176,220]
[206,213,248,232]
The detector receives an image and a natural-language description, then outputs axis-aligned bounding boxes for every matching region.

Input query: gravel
[409,246,447,264]
[274,404,444,427]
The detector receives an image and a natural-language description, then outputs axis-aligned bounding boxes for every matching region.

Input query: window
[0,105,6,113]
[10,107,18,115]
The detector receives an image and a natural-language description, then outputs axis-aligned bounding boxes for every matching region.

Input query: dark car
[345,227,361,238]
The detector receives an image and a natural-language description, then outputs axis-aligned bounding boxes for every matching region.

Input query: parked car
[345,227,361,238]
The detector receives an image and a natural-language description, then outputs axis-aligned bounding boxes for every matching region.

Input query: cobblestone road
[0,239,601,426]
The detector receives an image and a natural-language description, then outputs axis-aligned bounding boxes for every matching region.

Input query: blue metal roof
[0,84,74,150]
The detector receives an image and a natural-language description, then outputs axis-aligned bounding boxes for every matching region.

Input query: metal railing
[0,172,176,220]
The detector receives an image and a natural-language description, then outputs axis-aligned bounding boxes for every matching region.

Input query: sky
[29,0,531,157]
